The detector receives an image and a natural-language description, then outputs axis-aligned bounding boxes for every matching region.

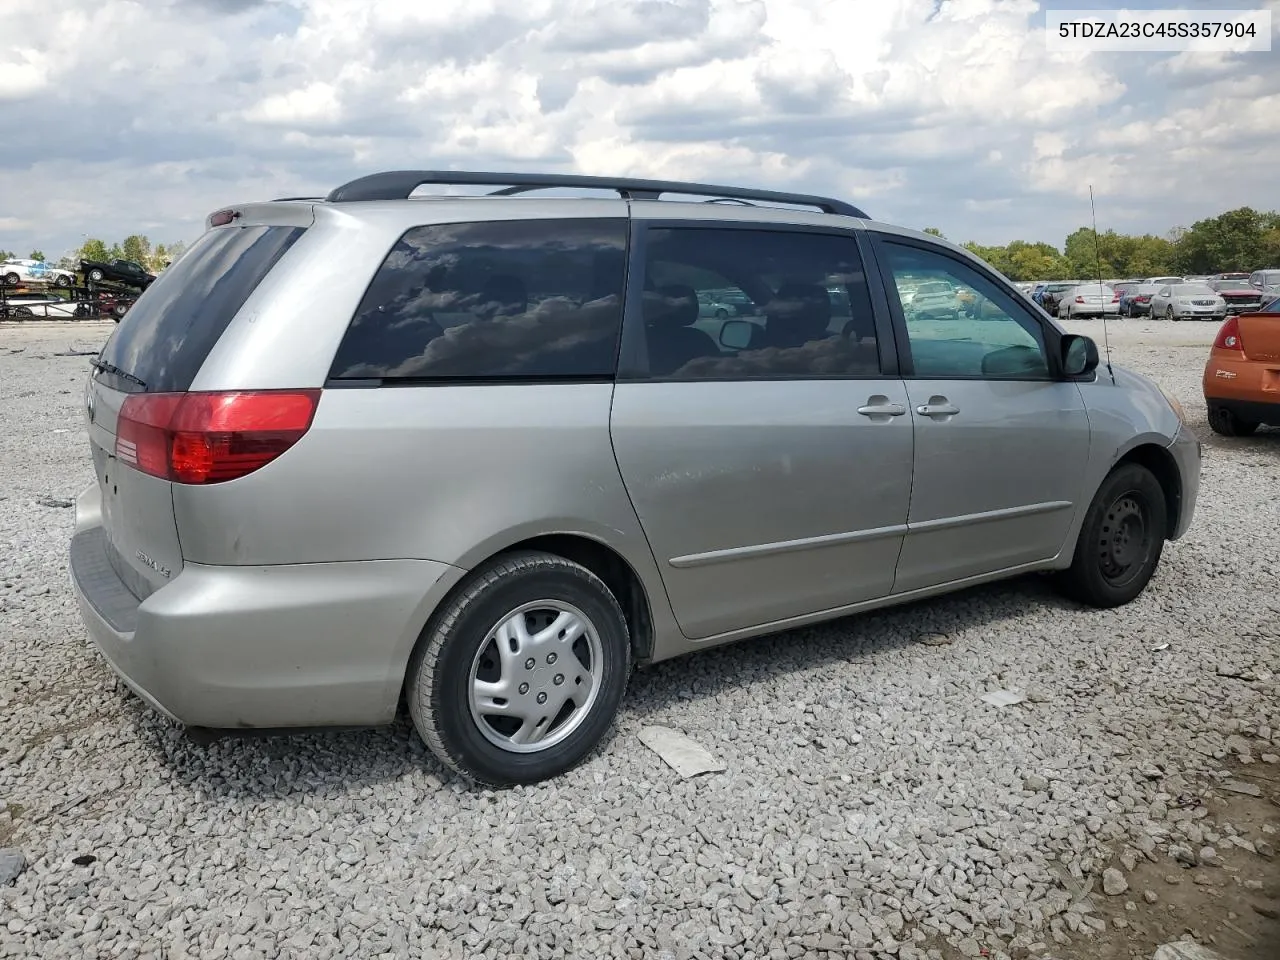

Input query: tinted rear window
[328,218,628,382]
[96,225,304,393]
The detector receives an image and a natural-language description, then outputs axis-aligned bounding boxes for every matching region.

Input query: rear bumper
[1167,423,1201,540]
[1205,397,1280,427]
[69,485,463,729]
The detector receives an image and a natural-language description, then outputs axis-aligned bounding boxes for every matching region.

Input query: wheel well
[1117,443,1181,536]
[498,534,655,664]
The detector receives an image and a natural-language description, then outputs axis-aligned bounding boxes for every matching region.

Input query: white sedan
[1148,283,1227,321]
[1,294,93,319]
[1,259,76,287]
[1056,284,1121,319]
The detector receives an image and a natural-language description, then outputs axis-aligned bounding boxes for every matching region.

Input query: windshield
[1215,280,1253,291]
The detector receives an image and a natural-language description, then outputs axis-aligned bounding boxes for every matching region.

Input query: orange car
[1203,308,1280,436]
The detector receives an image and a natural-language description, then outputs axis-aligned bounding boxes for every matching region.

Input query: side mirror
[1061,333,1099,377]
[719,319,755,350]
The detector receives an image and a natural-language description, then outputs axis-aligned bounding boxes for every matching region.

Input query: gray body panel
[68,193,1202,731]
[893,379,1090,593]
[610,379,913,639]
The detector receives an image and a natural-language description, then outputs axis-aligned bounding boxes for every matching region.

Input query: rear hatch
[86,218,308,599]
[1238,312,1280,362]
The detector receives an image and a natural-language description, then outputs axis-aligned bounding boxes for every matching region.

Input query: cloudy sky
[2,0,1277,260]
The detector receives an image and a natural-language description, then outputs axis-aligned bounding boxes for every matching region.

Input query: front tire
[88,269,104,282]
[3,273,19,287]
[1166,306,1177,322]
[406,551,631,786]
[1208,403,1259,437]
[1055,464,1167,608]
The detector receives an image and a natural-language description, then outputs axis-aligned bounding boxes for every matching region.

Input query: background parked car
[0,294,93,319]
[1119,283,1161,317]
[1057,283,1120,319]
[1144,275,1184,286]
[1149,283,1226,321]
[1207,278,1266,315]
[905,279,962,319]
[1,258,76,287]
[1203,304,1280,435]
[1037,281,1081,316]
[1248,268,1280,290]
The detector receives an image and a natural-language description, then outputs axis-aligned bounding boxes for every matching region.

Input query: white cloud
[0,0,1277,255]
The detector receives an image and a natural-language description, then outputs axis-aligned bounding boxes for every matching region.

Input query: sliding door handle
[916,397,960,418]
[857,398,907,418]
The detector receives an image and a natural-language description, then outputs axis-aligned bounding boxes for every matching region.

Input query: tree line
[6,205,1278,284]
[0,236,187,274]
[928,206,1280,281]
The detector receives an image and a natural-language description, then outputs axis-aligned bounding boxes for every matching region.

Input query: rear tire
[88,269,104,282]
[1207,403,1259,437]
[406,551,631,786]
[1055,463,1167,608]
[3,273,18,287]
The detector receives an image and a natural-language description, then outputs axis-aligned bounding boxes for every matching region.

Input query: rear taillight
[1111,291,1120,302]
[1136,296,1150,303]
[116,390,320,484]
[1075,296,1085,303]
[1212,316,1244,354]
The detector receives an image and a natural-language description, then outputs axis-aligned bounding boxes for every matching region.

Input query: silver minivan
[70,171,1201,784]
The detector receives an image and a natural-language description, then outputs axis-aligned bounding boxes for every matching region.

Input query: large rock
[1102,867,1128,896]
[1153,943,1234,960]
[0,848,25,885]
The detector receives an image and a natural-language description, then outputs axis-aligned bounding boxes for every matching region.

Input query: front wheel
[1208,403,1259,437]
[1166,306,1178,322]
[406,551,631,786]
[715,308,729,321]
[1055,463,1167,608]
[88,269,104,282]
[54,275,71,288]
[3,273,19,287]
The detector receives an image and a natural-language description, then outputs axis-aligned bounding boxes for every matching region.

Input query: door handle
[857,396,907,419]
[916,396,960,419]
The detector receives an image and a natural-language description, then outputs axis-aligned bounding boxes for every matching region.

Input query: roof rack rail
[324,170,869,218]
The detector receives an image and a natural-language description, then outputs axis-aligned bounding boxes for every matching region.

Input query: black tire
[88,269,104,282]
[54,275,71,288]
[113,302,129,318]
[3,273,18,287]
[1167,306,1177,322]
[1207,403,1259,437]
[1055,463,1167,608]
[406,551,631,786]
[715,308,728,321]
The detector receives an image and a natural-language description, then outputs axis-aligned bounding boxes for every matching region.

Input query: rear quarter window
[328,218,629,382]
[96,224,304,393]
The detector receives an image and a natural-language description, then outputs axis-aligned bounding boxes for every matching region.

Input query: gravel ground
[1,318,1278,960]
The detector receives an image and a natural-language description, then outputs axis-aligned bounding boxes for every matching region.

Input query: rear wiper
[90,358,147,389]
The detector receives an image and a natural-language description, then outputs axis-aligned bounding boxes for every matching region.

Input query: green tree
[1175,207,1270,273]
[121,235,151,266]
[78,238,110,263]
[923,227,945,238]
[0,250,13,260]
[28,249,45,261]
